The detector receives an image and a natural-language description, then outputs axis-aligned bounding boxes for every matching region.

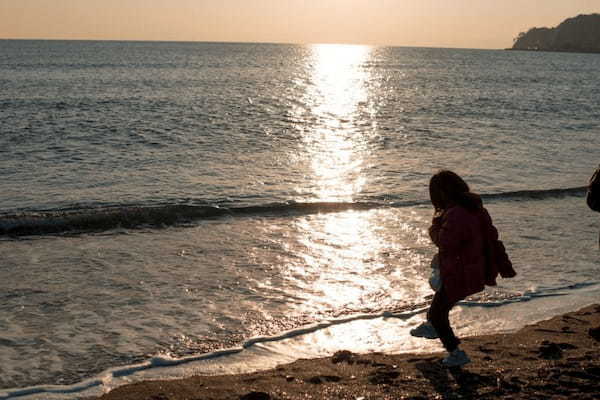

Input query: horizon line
[0,37,503,51]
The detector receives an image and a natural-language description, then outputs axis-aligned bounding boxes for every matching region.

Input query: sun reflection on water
[281,45,431,319]
[286,44,394,315]
[300,44,374,202]
[309,44,371,119]
[280,207,434,320]
[290,210,394,314]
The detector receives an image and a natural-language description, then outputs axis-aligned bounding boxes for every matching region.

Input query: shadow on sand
[415,358,497,399]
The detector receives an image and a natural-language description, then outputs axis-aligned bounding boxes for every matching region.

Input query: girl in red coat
[411,170,514,367]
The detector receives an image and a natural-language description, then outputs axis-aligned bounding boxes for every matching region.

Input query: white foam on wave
[2,283,598,400]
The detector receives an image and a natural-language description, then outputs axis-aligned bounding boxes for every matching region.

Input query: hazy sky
[1,1,599,49]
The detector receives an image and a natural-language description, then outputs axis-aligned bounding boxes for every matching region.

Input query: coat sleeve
[479,207,517,281]
[435,208,468,278]
[481,208,499,242]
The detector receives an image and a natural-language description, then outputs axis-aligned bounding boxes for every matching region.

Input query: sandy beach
[92,303,600,400]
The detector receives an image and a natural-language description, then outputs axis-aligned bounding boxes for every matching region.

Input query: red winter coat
[429,205,515,304]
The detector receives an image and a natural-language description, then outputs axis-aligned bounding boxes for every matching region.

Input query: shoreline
[93,304,600,400]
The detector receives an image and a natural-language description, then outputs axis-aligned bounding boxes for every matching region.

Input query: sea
[0,40,599,399]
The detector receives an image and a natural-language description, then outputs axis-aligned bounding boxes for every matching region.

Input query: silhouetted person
[587,164,600,247]
[411,170,515,367]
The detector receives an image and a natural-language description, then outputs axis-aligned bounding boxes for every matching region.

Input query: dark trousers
[427,287,460,352]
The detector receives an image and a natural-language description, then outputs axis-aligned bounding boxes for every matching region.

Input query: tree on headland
[512,14,600,53]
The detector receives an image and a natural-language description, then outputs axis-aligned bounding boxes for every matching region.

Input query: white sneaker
[409,321,439,339]
[442,349,470,367]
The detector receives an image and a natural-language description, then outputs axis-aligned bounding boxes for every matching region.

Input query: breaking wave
[0,186,587,237]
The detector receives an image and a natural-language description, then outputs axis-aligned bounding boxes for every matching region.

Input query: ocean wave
[0,186,587,237]
[479,186,587,201]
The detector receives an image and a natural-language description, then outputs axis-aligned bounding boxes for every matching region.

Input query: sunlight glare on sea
[287,44,395,316]
[292,210,391,313]
[298,44,374,201]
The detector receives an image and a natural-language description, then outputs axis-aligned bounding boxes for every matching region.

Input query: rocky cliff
[512,14,600,53]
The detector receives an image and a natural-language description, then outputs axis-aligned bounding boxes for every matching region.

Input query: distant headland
[511,14,600,53]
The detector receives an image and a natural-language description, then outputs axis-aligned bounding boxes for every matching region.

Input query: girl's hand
[429,221,442,246]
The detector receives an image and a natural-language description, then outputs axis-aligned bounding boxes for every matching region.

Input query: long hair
[429,170,482,212]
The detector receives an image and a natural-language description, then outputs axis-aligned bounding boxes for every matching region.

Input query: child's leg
[427,288,460,352]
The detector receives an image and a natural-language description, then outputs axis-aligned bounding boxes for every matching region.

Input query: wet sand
[94,304,600,400]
